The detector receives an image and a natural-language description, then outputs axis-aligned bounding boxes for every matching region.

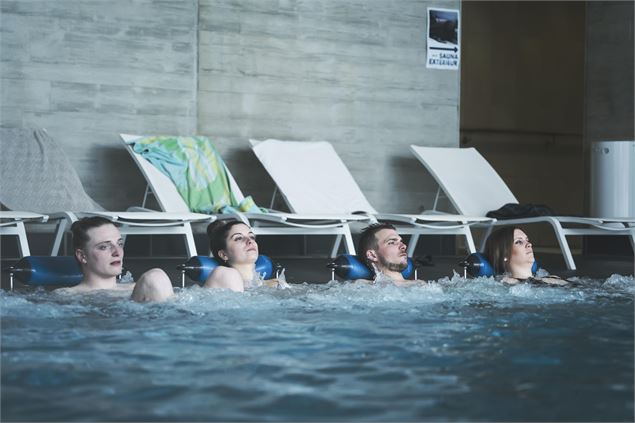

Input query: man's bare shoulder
[55,283,134,294]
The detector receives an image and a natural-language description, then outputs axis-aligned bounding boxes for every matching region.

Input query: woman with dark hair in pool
[204,219,289,292]
[484,226,570,286]
[57,216,174,301]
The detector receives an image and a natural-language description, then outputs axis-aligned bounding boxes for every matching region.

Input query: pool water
[1,274,633,421]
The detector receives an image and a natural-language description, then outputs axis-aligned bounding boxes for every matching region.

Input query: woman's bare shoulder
[211,266,240,276]
[501,276,521,285]
[54,285,82,294]
[536,275,569,286]
[204,266,243,291]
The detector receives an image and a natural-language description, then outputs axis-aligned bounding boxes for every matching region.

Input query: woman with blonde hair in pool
[204,220,289,292]
[484,226,570,286]
[56,216,174,302]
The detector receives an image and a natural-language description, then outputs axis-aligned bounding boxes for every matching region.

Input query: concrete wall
[1,0,198,211]
[460,1,587,250]
[1,0,460,217]
[461,1,586,213]
[197,0,460,214]
[584,1,634,145]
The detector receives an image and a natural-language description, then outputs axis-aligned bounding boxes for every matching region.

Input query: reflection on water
[2,274,633,421]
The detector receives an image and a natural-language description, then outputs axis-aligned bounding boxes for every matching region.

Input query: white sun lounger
[0,128,212,257]
[249,139,493,255]
[410,145,635,270]
[121,134,369,257]
[0,211,49,257]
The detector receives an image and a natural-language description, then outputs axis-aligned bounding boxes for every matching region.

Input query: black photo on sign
[429,9,458,44]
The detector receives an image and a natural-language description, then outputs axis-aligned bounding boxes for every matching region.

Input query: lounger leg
[51,220,68,256]
[15,221,31,257]
[0,221,32,257]
[330,234,343,258]
[407,234,420,257]
[557,238,576,271]
[546,218,577,270]
[627,224,635,277]
[463,227,477,254]
[341,229,356,257]
[480,225,494,252]
[627,225,635,253]
[182,223,198,257]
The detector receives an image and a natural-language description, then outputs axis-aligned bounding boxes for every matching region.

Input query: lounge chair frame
[248,139,493,256]
[1,128,211,258]
[409,144,635,270]
[121,134,367,257]
[0,211,49,257]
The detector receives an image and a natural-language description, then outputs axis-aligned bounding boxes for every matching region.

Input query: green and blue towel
[133,136,263,214]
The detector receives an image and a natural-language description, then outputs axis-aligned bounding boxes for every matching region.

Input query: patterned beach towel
[133,136,262,214]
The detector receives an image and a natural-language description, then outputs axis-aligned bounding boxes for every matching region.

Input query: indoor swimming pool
[1,274,633,421]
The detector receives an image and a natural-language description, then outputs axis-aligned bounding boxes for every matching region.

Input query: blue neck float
[327,254,415,280]
[4,254,529,288]
[5,256,83,289]
[177,255,275,286]
[4,255,276,290]
[460,252,538,278]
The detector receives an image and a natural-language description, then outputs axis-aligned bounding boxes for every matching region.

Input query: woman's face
[509,229,534,269]
[77,224,124,278]
[220,223,258,266]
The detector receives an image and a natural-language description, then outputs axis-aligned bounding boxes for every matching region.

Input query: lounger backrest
[409,145,518,216]
[121,134,247,213]
[250,139,378,214]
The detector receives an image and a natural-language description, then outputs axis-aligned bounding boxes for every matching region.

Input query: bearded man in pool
[356,223,416,286]
[56,216,174,302]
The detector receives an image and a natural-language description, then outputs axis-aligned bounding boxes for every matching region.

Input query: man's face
[77,224,124,278]
[367,228,408,272]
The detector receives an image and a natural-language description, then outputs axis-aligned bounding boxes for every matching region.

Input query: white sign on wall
[426,7,460,70]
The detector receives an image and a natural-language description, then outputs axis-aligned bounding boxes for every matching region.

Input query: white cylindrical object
[590,140,635,218]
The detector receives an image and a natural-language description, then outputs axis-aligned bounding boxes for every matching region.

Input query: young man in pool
[356,223,414,286]
[56,216,175,302]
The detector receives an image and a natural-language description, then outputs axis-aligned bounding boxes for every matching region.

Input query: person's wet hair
[206,219,251,264]
[357,222,397,266]
[71,216,117,251]
[483,226,521,274]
